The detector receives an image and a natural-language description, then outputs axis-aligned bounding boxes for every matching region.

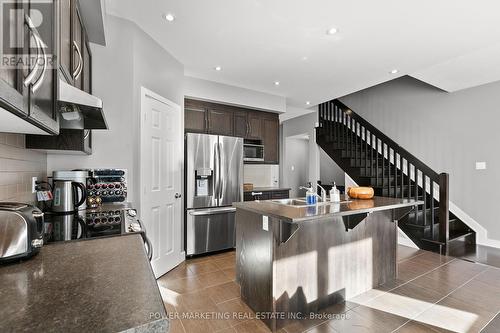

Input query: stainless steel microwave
[243,143,265,162]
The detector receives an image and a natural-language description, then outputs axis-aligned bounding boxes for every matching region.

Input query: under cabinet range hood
[58,79,108,130]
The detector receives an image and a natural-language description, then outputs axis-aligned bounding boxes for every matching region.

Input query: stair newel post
[319,103,323,131]
[342,110,346,148]
[400,156,404,199]
[414,169,419,224]
[329,102,333,142]
[335,104,340,144]
[395,153,398,196]
[422,175,427,227]
[364,128,368,174]
[407,163,412,201]
[375,138,379,185]
[351,118,355,160]
[430,180,435,239]
[389,147,393,197]
[439,173,450,254]
[382,143,386,189]
[370,133,374,177]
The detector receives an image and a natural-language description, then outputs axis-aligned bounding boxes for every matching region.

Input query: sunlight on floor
[357,291,479,332]
[157,284,181,307]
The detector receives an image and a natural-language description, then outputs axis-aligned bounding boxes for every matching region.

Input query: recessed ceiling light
[390,69,399,74]
[274,81,280,86]
[163,13,175,22]
[214,66,222,71]
[306,101,311,105]
[326,27,338,35]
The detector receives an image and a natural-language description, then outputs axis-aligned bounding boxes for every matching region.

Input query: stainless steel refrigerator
[185,133,243,256]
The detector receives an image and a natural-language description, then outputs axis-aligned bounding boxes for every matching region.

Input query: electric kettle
[52,180,86,213]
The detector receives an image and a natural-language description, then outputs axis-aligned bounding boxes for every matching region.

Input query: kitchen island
[0,234,168,333]
[233,196,422,331]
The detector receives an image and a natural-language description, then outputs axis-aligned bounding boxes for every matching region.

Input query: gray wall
[281,111,345,192]
[47,15,184,207]
[280,112,319,191]
[340,76,500,241]
[320,149,345,186]
[284,138,309,197]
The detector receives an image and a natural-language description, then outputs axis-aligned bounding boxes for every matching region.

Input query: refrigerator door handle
[188,207,236,216]
[218,142,223,199]
[213,142,219,201]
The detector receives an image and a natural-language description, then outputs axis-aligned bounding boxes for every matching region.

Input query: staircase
[316,99,475,255]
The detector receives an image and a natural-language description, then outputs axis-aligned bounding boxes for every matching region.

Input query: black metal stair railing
[318,99,449,247]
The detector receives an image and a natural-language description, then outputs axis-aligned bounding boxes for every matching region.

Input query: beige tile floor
[157,246,500,333]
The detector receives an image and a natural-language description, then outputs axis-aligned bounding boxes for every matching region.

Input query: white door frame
[139,87,185,276]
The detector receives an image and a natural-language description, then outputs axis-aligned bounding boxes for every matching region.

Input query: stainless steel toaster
[0,203,44,263]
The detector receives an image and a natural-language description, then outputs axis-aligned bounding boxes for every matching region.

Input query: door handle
[218,142,223,199]
[73,41,83,79]
[175,193,182,199]
[189,207,236,216]
[31,35,47,93]
[23,15,41,87]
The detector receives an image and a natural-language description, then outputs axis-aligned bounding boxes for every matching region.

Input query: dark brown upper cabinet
[185,106,207,133]
[27,128,92,155]
[0,0,59,134]
[59,0,72,83]
[207,108,233,136]
[72,4,83,89]
[82,38,91,93]
[184,98,280,164]
[261,116,279,164]
[233,111,248,137]
[247,112,262,140]
[59,0,88,89]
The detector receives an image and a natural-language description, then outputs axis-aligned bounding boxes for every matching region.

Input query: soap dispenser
[330,182,341,203]
[301,183,317,205]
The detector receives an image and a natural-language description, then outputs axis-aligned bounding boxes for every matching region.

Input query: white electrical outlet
[475,162,487,170]
[32,177,38,193]
[262,216,269,231]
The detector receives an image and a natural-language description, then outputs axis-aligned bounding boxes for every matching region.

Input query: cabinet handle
[73,41,83,79]
[23,15,42,88]
[246,121,250,136]
[251,192,263,196]
[31,35,47,93]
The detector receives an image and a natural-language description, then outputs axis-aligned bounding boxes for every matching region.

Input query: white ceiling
[106,0,500,109]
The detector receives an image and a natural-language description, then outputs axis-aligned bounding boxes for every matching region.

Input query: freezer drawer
[186,207,236,256]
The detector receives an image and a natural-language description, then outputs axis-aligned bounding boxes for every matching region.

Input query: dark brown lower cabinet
[244,189,289,201]
[26,129,92,154]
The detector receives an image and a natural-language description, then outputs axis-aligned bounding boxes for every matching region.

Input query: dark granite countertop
[244,187,291,193]
[233,195,423,222]
[0,234,168,333]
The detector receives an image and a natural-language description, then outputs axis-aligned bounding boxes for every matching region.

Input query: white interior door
[140,87,184,278]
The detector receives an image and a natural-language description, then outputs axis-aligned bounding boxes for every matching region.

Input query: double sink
[269,198,351,207]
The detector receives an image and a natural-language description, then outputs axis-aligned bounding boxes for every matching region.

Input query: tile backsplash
[243,164,279,187]
[0,133,47,203]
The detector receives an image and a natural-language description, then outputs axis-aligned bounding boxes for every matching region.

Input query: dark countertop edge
[243,187,291,192]
[233,200,424,223]
[49,234,169,329]
[119,318,169,333]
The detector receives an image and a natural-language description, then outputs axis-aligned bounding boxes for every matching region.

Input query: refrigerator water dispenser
[195,168,213,197]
